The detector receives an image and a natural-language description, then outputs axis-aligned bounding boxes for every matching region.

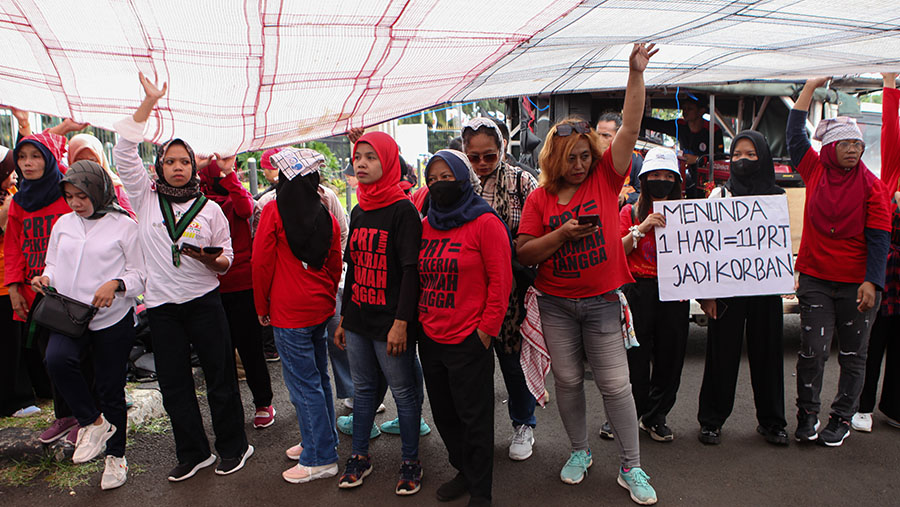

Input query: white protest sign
[654,195,794,301]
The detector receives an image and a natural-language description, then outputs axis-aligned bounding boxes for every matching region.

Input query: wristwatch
[114,279,126,293]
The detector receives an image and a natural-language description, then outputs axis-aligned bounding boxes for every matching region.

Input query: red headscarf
[353,132,409,211]
[808,142,878,239]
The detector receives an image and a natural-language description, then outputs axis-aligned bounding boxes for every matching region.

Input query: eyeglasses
[836,140,865,151]
[554,121,592,137]
[467,152,499,164]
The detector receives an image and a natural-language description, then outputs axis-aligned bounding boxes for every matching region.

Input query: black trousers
[623,278,690,425]
[419,330,494,501]
[0,295,35,416]
[221,289,273,408]
[859,314,899,420]
[147,288,248,464]
[698,295,786,430]
[45,311,134,457]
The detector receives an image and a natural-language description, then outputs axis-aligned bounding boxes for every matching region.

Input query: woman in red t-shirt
[517,43,659,505]
[613,147,689,444]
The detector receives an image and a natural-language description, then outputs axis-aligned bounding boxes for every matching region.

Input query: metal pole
[345,158,352,214]
[708,94,716,185]
[247,157,258,196]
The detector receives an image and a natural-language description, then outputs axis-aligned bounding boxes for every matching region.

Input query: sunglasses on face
[554,121,592,137]
[467,152,499,164]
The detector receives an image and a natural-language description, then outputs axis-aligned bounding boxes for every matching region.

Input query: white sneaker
[101,455,128,490]
[509,425,535,461]
[377,403,386,414]
[342,398,354,410]
[851,412,873,433]
[12,405,41,418]
[73,415,117,464]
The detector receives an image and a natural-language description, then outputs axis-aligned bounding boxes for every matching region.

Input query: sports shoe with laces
[168,454,216,482]
[73,415,117,464]
[639,420,674,442]
[283,462,338,483]
[757,425,789,446]
[338,454,372,488]
[618,467,658,505]
[395,459,422,495]
[101,455,128,490]
[253,405,276,429]
[215,444,254,475]
[818,415,851,447]
[795,409,820,442]
[337,414,380,438]
[380,417,432,436]
[599,421,615,440]
[560,449,592,485]
[508,424,534,460]
[851,412,873,432]
[38,416,78,444]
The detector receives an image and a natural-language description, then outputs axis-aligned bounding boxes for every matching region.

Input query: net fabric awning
[1,0,898,154]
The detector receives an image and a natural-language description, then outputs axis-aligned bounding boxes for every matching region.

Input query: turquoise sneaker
[560,449,592,484]
[380,417,432,436]
[336,414,381,439]
[617,467,658,505]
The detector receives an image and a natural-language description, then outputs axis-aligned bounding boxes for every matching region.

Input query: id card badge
[171,243,181,267]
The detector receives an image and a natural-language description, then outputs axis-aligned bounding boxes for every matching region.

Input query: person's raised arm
[881,72,900,193]
[47,118,89,137]
[114,73,168,209]
[611,43,657,176]
[793,77,829,113]
[215,154,255,219]
[10,107,31,139]
[786,77,828,169]
[133,72,167,123]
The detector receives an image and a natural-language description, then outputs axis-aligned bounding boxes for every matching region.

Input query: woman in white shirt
[110,73,252,482]
[33,160,145,490]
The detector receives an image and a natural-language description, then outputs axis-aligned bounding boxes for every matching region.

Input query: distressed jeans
[795,274,881,420]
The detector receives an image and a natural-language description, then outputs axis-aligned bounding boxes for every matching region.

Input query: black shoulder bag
[32,286,98,338]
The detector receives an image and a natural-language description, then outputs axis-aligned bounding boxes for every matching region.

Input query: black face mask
[730,158,759,177]
[646,179,675,199]
[429,180,465,208]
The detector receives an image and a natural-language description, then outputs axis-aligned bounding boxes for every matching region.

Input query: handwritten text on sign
[654,195,793,301]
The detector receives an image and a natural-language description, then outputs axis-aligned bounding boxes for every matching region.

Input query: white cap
[639,147,680,178]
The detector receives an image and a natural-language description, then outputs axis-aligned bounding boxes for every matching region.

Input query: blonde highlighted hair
[538,117,604,195]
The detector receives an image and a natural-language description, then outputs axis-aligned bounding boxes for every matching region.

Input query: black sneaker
[215,445,254,475]
[599,421,615,440]
[757,425,789,446]
[795,410,820,442]
[698,426,720,445]
[338,454,373,489]
[818,416,851,447]
[436,472,468,501]
[395,459,422,496]
[640,419,674,442]
[265,350,280,362]
[167,454,216,482]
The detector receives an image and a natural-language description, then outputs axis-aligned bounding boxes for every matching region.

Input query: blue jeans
[345,330,420,461]
[274,323,339,466]
[494,344,537,427]
[326,289,354,400]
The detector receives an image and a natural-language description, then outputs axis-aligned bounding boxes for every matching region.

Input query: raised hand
[10,106,29,125]
[48,118,89,136]
[347,127,365,145]
[804,77,830,90]
[629,43,658,73]
[883,72,897,90]
[139,72,167,101]
[214,153,237,175]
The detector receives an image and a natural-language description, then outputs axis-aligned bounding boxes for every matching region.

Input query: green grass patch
[0,455,102,490]
[130,416,171,435]
[0,460,43,487]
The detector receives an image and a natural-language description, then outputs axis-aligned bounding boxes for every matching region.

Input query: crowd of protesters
[1,46,898,507]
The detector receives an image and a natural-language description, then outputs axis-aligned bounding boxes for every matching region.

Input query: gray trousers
[538,292,640,469]
[796,274,881,420]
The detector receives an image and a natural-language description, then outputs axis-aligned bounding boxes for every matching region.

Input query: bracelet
[629,225,645,250]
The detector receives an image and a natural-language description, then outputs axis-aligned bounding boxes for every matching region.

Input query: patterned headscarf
[60,160,129,219]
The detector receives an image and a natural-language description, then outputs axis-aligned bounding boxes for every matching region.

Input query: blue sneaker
[617,467,658,505]
[380,417,432,436]
[560,449,592,484]
[336,414,380,439]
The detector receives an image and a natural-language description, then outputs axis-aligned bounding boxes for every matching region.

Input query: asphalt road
[2,315,898,506]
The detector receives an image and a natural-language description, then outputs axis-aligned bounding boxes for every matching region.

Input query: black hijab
[60,160,129,219]
[272,148,333,269]
[725,130,784,196]
[154,139,203,203]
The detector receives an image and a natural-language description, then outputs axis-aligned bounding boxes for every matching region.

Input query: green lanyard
[158,194,208,267]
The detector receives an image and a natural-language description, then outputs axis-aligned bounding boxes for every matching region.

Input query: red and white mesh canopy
[2,0,898,153]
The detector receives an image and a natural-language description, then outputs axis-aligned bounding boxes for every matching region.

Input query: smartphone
[577,214,600,226]
[203,246,223,255]
[179,242,202,254]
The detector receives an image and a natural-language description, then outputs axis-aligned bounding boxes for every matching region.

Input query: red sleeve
[251,202,277,317]
[411,186,429,212]
[882,87,900,192]
[619,204,634,237]
[219,171,254,219]
[115,186,136,219]
[866,178,893,232]
[3,201,26,286]
[326,217,342,295]
[796,147,820,181]
[600,148,629,190]
[517,189,545,237]
[478,215,513,337]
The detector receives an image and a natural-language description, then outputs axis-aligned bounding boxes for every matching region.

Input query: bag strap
[158,194,208,244]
